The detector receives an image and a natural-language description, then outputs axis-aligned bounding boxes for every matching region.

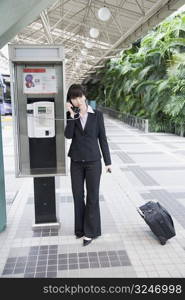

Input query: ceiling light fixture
[89,28,99,38]
[85,41,93,49]
[98,6,111,21]
[81,48,88,55]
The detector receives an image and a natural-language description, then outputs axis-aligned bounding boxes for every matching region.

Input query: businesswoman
[64,84,112,246]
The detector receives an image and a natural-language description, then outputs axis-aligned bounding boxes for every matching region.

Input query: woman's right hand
[66,102,75,118]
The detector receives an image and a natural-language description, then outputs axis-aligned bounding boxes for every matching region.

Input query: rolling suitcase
[137,201,176,245]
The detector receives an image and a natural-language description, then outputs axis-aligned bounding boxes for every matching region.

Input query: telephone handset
[71,105,80,114]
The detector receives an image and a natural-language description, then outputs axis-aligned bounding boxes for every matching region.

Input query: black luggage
[137,201,176,245]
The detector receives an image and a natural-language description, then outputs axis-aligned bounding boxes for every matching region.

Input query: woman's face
[71,95,86,107]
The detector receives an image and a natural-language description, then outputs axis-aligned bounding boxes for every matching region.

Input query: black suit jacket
[64,109,111,166]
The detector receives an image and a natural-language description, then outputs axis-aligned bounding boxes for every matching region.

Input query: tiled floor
[2,247,131,278]
[1,115,185,278]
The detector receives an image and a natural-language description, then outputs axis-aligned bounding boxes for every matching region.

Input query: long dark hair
[67,84,87,104]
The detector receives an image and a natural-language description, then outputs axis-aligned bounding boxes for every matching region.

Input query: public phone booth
[9,44,67,229]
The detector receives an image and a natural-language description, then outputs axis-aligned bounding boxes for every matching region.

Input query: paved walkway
[0,114,185,278]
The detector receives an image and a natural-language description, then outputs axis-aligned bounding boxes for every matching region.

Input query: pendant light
[89,27,99,38]
[98,6,111,21]
[85,41,93,49]
[81,48,88,55]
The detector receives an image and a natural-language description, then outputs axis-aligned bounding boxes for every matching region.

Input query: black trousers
[70,159,102,238]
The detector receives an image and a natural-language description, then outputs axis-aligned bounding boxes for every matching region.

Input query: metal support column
[0,115,6,232]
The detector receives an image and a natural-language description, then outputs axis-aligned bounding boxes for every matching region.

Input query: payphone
[27,98,56,170]
[27,101,55,138]
[9,44,67,228]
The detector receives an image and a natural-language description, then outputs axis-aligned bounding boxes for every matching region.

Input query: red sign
[23,68,46,73]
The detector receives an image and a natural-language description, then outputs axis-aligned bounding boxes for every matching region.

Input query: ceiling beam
[34,9,72,42]
[79,0,92,36]
[94,0,143,17]
[48,0,71,13]
[135,0,145,15]
[40,10,54,43]
[37,3,88,43]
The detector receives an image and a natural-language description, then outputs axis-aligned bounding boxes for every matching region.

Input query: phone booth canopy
[9,44,67,177]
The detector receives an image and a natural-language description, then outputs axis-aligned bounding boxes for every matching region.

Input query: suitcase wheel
[159,236,166,245]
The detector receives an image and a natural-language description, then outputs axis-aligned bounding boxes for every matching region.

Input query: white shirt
[80,105,94,130]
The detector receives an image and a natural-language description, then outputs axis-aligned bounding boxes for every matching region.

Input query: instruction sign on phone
[23,68,57,94]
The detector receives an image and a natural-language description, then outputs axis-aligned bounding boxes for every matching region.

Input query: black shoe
[83,238,93,246]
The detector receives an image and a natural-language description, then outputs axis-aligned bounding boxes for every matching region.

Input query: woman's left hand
[105,165,112,173]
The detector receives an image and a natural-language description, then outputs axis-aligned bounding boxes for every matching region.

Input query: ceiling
[1,0,185,86]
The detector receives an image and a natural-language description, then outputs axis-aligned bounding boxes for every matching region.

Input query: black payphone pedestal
[32,177,60,230]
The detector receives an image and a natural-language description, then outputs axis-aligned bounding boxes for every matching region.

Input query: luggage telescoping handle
[137,201,156,218]
[137,207,145,218]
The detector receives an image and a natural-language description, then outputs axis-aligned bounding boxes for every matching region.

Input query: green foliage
[85,12,185,133]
